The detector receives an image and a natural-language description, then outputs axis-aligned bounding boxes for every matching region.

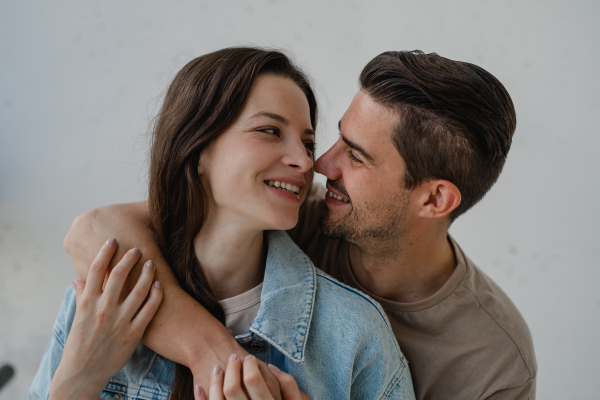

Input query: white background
[1,0,599,398]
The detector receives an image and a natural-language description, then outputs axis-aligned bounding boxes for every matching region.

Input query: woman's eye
[261,127,280,136]
[304,141,316,157]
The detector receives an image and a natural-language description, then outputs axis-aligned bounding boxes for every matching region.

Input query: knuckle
[222,384,237,397]
[279,373,293,386]
[96,309,109,323]
[110,266,127,279]
[131,285,149,299]
[243,370,261,386]
[90,260,105,272]
[122,328,140,343]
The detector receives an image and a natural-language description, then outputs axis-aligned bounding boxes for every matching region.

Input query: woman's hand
[49,238,163,400]
[194,354,309,400]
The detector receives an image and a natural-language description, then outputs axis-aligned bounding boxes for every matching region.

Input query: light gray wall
[1,0,599,397]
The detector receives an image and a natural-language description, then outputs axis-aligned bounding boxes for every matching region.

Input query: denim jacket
[30,230,415,400]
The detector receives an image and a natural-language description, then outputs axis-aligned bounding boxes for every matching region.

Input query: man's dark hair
[360,50,516,221]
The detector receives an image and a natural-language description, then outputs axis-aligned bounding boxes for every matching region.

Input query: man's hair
[360,50,516,221]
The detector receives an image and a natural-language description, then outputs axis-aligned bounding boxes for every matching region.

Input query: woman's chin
[262,214,299,232]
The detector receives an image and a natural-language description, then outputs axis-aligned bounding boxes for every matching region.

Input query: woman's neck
[193,214,266,301]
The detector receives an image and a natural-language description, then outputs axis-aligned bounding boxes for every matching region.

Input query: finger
[268,364,304,400]
[122,260,156,316]
[257,362,281,400]
[209,365,225,400]
[195,385,208,400]
[102,247,141,302]
[86,238,117,294]
[243,356,274,399]
[223,354,247,400]
[130,280,163,330]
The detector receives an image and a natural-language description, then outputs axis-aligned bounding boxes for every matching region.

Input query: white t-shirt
[218,283,262,337]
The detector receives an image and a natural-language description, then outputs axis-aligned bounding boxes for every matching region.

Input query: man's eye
[347,150,362,164]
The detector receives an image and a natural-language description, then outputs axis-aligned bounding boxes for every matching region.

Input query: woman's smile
[198,74,314,232]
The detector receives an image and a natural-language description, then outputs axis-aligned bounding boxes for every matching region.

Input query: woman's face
[199,74,315,232]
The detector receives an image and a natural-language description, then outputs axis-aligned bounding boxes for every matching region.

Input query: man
[65,50,536,399]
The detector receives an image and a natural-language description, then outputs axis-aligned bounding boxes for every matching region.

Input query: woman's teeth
[327,190,350,203]
[267,180,300,195]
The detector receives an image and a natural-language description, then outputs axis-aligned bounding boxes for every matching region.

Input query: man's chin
[320,219,347,240]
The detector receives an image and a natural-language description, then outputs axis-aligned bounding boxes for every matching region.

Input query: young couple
[31,47,536,400]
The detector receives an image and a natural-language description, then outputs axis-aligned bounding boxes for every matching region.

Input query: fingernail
[145,260,154,269]
[106,238,116,246]
[244,354,254,360]
[212,365,221,376]
[154,281,161,290]
[229,353,239,361]
[194,385,203,397]
[131,248,140,255]
[268,364,280,374]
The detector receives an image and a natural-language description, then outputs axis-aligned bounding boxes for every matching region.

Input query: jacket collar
[249,230,316,364]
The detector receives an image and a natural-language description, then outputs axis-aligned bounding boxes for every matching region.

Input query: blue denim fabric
[30,231,415,400]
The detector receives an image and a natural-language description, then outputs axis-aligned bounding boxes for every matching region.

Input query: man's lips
[325,182,350,203]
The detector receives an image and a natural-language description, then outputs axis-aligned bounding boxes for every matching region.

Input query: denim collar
[248,230,316,364]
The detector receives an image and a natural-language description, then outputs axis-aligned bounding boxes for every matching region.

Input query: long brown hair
[147,47,317,399]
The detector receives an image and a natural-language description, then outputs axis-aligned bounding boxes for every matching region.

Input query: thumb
[194,385,208,400]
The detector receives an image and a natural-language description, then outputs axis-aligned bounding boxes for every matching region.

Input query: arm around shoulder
[64,201,151,281]
[62,201,256,391]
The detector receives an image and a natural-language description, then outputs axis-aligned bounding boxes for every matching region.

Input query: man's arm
[63,202,278,394]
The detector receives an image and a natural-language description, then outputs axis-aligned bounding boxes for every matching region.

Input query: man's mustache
[326,179,350,200]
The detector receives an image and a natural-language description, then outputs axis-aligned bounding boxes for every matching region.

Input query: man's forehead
[339,91,399,150]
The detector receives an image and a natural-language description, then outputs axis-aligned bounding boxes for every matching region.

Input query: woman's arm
[63,202,280,394]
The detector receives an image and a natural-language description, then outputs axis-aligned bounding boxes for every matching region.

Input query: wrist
[49,364,107,400]
[186,331,248,385]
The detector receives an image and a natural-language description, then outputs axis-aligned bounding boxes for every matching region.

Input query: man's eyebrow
[338,120,374,163]
[250,111,315,136]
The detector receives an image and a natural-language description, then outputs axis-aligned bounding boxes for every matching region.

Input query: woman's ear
[417,179,461,219]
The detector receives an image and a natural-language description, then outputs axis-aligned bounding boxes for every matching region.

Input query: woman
[30,47,415,399]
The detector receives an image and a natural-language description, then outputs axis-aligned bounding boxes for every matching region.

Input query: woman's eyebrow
[250,111,315,136]
[249,111,288,125]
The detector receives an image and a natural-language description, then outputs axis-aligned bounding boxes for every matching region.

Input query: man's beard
[320,194,410,247]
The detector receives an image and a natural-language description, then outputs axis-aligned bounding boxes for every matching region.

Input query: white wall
[1,0,599,397]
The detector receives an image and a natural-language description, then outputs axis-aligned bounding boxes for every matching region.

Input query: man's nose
[314,141,341,179]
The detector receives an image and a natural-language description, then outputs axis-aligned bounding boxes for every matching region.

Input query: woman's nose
[284,140,313,173]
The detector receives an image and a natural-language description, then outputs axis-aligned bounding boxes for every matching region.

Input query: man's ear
[416,179,461,219]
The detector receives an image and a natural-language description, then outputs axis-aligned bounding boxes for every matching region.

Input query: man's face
[314,90,415,248]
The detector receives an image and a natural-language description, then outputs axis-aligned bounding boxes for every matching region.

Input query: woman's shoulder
[314,268,390,322]
[311,268,403,354]
[309,269,414,399]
